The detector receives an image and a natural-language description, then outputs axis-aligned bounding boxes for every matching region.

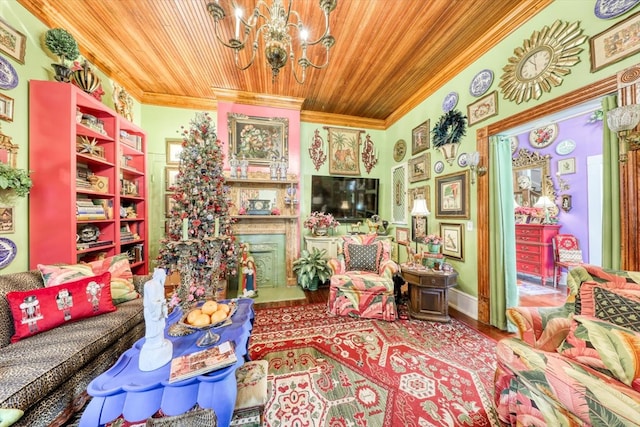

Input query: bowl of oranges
[179,299,237,330]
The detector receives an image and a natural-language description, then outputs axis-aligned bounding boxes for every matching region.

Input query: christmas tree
[157,112,237,308]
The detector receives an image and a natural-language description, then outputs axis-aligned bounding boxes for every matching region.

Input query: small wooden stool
[231,360,268,426]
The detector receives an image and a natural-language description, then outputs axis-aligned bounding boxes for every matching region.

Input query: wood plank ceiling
[18,0,551,128]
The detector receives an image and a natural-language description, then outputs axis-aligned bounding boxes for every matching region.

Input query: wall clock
[498,20,587,104]
[393,139,407,162]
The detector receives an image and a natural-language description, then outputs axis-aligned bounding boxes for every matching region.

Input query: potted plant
[44,28,80,82]
[0,163,33,197]
[422,234,443,253]
[303,211,340,236]
[292,247,331,291]
[431,109,467,165]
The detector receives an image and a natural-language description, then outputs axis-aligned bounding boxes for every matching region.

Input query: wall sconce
[468,151,487,184]
[606,104,640,162]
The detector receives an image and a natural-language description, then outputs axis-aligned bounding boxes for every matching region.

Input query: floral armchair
[327,234,398,321]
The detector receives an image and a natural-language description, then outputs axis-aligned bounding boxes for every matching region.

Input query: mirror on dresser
[512,148,558,214]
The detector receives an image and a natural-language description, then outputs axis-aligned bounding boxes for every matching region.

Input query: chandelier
[207,0,337,84]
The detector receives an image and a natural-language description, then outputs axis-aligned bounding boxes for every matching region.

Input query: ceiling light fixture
[207,0,337,84]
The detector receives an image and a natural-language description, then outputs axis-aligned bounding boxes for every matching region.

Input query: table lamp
[411,197,430,252]
[534,196,555,223]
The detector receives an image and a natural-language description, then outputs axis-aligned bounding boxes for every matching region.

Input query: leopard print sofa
[0,270,149,427]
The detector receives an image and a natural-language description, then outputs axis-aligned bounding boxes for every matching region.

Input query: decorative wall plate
[0,57,18,90]
[509,136,519,154]
[442,92,458,112]
[469,69,494,97]
[393,139,407,162]
[556,139,576,155]
[594,0,640,19]
[0,237,17,269]
[529,124,558,148]
[434,160,445,174]
[457,152,468,167]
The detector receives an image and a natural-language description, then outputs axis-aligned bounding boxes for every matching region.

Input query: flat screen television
[310,175,379,222]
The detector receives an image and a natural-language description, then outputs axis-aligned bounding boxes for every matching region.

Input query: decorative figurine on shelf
[269,155,278,180]
[278,156,288,180]
[139,268,172,372]
[240,243,258,298]
[239,154,249,179]
[229,153,238,178]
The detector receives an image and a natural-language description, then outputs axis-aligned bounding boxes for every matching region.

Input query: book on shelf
[169,341,237,384]
[77,240,113,250]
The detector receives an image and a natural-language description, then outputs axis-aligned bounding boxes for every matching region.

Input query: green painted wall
[4,0,640,304]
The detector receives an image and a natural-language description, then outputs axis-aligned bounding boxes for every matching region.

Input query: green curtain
[601,96,621,270]
[489,135,518,331]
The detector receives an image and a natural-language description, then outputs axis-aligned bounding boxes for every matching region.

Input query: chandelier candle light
[207,0,337,83]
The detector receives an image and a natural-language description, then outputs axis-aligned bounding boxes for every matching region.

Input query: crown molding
[300,110,386,130]
[212,88,305,111]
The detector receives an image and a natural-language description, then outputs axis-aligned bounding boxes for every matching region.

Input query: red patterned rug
[250,303,500,427]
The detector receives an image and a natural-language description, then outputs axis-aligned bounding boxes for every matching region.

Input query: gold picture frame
[408,153,430,183]
[326,126,363,175]
[467,91,498,126]
[228,113,289,166]
[165,194,176,217]
[411,120,430,155]
[590,10,640,72]
[408,185,431,213]
[0,18,26,64]
[165,167,179,191]
[0,207,14,233]
[395,226,409,245]
[166,138,183,165]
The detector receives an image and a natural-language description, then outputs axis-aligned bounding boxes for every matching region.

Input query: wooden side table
[401,267,458,322]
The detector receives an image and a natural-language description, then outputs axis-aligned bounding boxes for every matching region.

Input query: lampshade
[411,198,430,217]
[340,200,349,210]
[534,196,555,209]
[606,105,640,132]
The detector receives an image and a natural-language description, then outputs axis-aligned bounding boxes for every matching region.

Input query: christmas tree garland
[431,109,467,148]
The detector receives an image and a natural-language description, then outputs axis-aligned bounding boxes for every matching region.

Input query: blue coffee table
[79,298,254,427]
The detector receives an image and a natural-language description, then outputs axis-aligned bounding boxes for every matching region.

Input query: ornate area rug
[518,281,562,296]
[250,303,500,427]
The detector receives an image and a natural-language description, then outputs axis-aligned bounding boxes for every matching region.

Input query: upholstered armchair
[327,234,398,321]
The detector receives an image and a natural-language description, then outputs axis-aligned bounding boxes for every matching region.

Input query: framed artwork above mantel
[228,113,289,167]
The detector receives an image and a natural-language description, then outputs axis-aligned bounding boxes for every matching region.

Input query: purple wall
[513,111,602,263]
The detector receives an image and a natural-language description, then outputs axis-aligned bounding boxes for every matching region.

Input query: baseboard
[448,288,477,320]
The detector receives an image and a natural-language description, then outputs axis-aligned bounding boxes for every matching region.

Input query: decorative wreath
[431,109,468,148]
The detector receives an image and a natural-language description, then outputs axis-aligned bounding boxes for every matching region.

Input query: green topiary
[44,28,80,63]
[0,163,33,197]
[431,109,468,147]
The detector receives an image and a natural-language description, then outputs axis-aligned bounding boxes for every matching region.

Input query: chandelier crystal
[207,0,337,83]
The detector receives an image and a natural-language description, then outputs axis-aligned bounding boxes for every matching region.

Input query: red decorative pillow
[7,272,115,343]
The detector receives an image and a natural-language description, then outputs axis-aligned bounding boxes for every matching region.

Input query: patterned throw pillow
[344,241,383,272]
[579,282,640,331]
[87,253,139,303]
[558,315,640,392]
[38,263,94,287]
[558,249,583,263]
[7,272,115,343]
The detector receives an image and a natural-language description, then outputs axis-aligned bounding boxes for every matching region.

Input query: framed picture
[408,153,430,183]
[515,214,529,224]
[467,91,498,126]
[435,170,470,219]
[391,163,408,224]
[411,120,430,155]
[440,223,464,261]
[165,194,176,217]
[228,113,289,166]
[590,11,640,72]
[396,227,409,245]
[411,216,428,242]
[557,158,576,175]
[408,185,431,213]
[165,138,183,165]
[0,18,26,64]
[0,207,13,233]
[165,167,179,191]
[0,93,13,122]
[529,216,543,224]
[326,126,363,175]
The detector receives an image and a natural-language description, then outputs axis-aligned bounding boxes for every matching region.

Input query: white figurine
[139,268,173,371]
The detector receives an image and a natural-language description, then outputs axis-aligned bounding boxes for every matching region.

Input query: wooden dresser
[515,224,561,285]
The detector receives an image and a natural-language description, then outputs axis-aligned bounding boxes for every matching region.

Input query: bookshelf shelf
[29,81,148,274]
